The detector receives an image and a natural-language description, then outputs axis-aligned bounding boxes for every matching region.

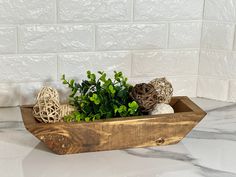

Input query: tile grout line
[0,20,205,26]
[0,48,202,56]
[131,0,134,22]
[55,0,59,24]
[16,25,20,54]
[196,0,206,97]
[231,24,236,51]
[130,52,134,78]
[94,25,96,51]
[226,24,236,101]
[56,55,59,81]
[166,22,170,48]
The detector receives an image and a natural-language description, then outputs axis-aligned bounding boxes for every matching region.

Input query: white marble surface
[1,98,236,177]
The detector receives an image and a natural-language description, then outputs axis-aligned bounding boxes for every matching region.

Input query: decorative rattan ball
[60,104,76,117]
[33,86,77,123]
[33,98,61,123]
[149,77,173,104]
[130,83,158,112]
[36,86,59,101]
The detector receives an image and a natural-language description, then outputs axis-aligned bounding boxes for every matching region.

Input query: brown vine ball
[130,83,158,112]
[149,78,173,104]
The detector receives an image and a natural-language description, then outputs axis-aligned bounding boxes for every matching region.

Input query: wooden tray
[20,96,206,155]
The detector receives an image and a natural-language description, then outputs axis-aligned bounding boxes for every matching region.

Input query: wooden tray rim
[21,96,206,126]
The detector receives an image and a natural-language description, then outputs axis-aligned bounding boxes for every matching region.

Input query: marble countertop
[1,98,236,177]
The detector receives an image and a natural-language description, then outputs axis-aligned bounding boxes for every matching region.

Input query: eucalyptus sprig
[62,71,141,122]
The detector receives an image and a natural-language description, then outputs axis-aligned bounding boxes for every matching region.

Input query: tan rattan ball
[33,98,61,123]
[33,86,76,123]
[149,78,173,104]
[60,104,76,118]
[36,86,59,101]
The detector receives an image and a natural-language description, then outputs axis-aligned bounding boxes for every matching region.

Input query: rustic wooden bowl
[20,96,206,155]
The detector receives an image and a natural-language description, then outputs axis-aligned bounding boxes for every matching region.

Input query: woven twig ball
[60,104,76,117]
[149,78,173,104]
[33,86,62,123]
[33,86,77,123]
[33,98,61,123]
[130,83,158,112]
[36,86,59,101]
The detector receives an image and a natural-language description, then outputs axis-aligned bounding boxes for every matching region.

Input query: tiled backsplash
[198,0,236,102]
[0,0,234,106]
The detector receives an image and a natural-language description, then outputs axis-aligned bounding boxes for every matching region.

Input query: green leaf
[98,71,103,75]
[89,93,100,105]
[61,74,65,80]
[118,105,127,113]
[75,114,81,121]
[113,105,118,114]
[100,73,107,82]
[70,79,75,86]
[128,101,139,115]
[90,73,96,81]
[108,85,116,95]
[85,117,90,122]
[87,71,91,78]
[128,101,139,109]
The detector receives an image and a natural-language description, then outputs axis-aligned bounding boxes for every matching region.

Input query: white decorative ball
[150,103,174,115]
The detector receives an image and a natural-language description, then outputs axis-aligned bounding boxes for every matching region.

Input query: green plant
[62,71,141,122]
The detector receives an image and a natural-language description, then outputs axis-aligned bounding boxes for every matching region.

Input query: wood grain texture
[20,96,206,155]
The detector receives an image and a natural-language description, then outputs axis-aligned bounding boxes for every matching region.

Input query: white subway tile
[132,50,199,77]
[0,0,55,24]
[199,50,229,78]
[168,77,197,97]
[0,55,57,82]
[58,25,94,52]
[19,82,42,105]
[58,52,132,80]
[228,80,236,102]
[96,24,167,50]
[199,50,236,80]
[19,25,58,53]
[169,22,201,48]
[228,52,236,79]
[0,83,20,107]
[19,25,94,53]
[204,0,236,22]
[58,0,132,22]
[201,22,234,50]
[134,0,204,21]
[0,26,17,54]
[197,77,229,101]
